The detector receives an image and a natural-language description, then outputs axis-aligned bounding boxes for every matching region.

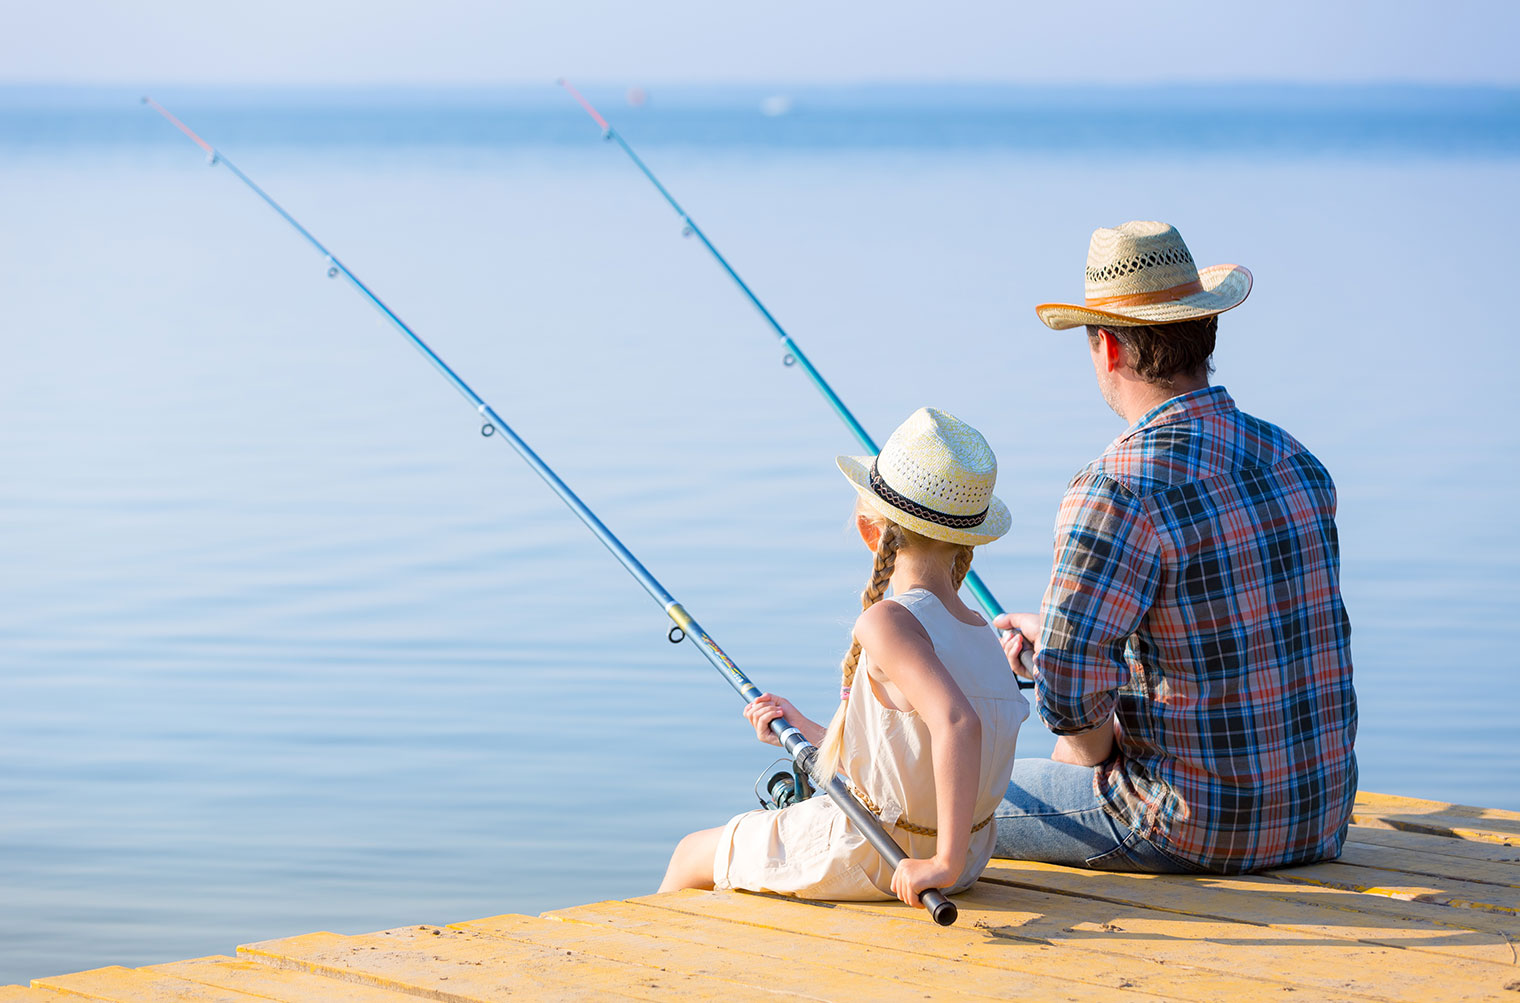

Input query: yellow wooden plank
[544,896,1372,1003]
[1268,859,1520,911]
[1357,792,1520,825]
[457,908,1165,1002]
[1348,825,1520,866]
[146,956,426,1002]
[1352,815,1520,845]
[1354,792,1520,844]
[35,964,269,1002]
[239,924,819,1002]
[0,988,79,1002]
[979,859,1520,964]
[623,885,1519,1002]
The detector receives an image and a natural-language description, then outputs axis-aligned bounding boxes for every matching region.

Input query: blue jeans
[992,758,1208,873]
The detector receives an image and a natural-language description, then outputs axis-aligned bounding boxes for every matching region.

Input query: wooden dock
[5,791,1517,1001]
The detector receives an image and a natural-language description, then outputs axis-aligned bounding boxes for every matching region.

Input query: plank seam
[235,948,478,1003]
[1268,872,1520,910]
[448,919,960,1003]
[977,875,1520,967]
[607,895,1415,1003]
[1353,818,1520,846]
[537,910,1137,1003]
[1346,835,1520,867]
[1336,854,1520,889]
[154,957,469,1003]
[240,936,832,1003]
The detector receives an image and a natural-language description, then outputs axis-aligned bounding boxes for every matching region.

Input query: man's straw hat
[837,408,1009,547]
[1035,220,1252,331]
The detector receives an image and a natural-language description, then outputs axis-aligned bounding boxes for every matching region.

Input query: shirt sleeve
[1036,469,1162,736]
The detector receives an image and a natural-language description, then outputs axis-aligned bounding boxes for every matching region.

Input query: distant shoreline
[2,82,1517,157]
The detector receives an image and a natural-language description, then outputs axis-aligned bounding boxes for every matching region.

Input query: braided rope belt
[848,781,995,838]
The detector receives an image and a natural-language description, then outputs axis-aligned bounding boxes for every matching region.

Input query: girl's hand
[890,856,959,910]
[742,693,800,746]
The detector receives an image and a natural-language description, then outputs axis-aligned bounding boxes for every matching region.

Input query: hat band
[1085,278,1204,309]
[869,460,989,530]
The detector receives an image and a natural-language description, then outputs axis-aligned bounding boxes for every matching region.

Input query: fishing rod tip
[555,77,567,87]
[140,95,149,104]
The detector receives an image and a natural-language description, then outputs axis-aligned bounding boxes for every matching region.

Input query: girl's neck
[887,547,982,623]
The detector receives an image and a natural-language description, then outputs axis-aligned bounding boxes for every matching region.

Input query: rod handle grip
[922,888,957,926]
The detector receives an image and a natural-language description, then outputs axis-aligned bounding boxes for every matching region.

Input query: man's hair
[1086,315,1217,386]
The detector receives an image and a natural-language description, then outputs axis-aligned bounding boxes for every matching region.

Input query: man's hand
[992,612,1040,681]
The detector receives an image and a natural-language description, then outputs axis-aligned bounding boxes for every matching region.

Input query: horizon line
[4,77,1520,93]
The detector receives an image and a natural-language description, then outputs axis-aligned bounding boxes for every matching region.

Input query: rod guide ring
[668,626,685,644]
[481,424,495,437]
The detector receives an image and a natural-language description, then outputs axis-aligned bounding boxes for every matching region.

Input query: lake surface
[2,84,1517,983]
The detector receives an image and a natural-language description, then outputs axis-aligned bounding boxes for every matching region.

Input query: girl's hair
[813,504,974,782]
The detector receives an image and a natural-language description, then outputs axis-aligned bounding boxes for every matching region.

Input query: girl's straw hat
[837,408,1009,547]
[1035,220,1252,330]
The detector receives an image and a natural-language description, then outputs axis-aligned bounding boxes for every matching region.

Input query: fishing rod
[558,80,1037,686]
[142,97,960,927]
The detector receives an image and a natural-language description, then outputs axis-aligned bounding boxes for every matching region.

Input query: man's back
[1038,385,1358,872]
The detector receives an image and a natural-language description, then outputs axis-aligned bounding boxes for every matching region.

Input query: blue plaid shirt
[1035,386,1357,872]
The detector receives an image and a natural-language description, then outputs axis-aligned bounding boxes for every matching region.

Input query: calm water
[2,85,1518,983]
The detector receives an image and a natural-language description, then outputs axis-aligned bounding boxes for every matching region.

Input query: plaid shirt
[1035,386,1357,873]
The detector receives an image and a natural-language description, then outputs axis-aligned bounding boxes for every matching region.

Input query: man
[992,220,1357,874]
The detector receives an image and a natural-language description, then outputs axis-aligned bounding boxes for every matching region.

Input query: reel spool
[754,757,814,810]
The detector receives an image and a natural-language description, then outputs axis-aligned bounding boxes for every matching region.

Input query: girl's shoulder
[887,587,988,630]
[853,595,933,652]
[885,586,936,612]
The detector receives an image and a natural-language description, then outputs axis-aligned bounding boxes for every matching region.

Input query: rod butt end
[925,892,957,926]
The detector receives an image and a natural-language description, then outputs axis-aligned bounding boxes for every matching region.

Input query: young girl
[659,408,1027,911]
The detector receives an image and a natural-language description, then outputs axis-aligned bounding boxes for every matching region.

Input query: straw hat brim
[1035,264,1252,331]
[837,455,1010,546]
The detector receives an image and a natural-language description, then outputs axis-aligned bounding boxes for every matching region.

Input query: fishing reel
[754,757,815,810]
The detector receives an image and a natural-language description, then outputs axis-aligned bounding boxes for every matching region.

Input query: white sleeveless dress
[713,588,1028,899]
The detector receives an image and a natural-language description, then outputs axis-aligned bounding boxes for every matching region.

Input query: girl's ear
[856,512,882,551]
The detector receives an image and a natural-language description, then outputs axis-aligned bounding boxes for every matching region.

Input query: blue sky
[5,0,1518,87]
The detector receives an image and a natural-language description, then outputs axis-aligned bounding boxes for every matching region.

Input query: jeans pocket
[1084,828,1208,874]
[1145,839,1211,874]
[1082,832,1151,873]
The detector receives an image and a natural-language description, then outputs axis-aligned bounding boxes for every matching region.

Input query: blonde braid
[951,544,974,590]
[815,522,902,781]
[839,523,902,691]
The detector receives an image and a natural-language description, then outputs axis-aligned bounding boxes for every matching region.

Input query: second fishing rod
[142,97,961,927]
[560,81,1037,686]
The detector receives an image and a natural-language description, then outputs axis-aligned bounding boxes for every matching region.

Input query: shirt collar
[1124,385,1235,438]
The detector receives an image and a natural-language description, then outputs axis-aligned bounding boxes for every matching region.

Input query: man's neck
[1116,375,1209,425]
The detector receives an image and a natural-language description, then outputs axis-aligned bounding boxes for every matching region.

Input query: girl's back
[841,588,1027,891]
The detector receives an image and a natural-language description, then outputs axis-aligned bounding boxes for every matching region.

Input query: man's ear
[1097,328,1123,373]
